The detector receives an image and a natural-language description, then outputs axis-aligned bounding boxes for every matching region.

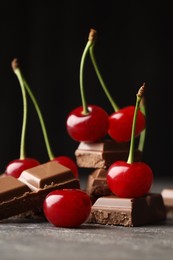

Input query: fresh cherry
[107,84,153,198]
[5,158,40,178]
[107,161,153,198]
[13,58,79,179]
[89,28,146,143]
[43,189,92,228]
[66,29,109,143]
[52,156,79,179]
[108,106,146,142]
[66,105,109,142]
[4,59,40,178]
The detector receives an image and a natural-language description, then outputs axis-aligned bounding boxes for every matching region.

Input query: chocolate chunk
[87,193,166,227]
[161,188,173,216]
[75,139,142,169]
[0,161,80,220]
[86,168,112,198]
[0,176,31,202]
[19,161,78,190]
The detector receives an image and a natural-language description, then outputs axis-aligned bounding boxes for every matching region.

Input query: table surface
[1,178,173,260]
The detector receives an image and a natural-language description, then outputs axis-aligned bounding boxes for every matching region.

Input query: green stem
[13,67,27,159]
[12,59,55,161]
[80,40,93,114]
[127,84,145,164]
[89,29,119,112]
[23,79,55,160]
[89,45,119,112]
[138,97,146,152]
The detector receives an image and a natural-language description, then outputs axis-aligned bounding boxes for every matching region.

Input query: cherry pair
[66,28,146,143]
[5,59,78,179]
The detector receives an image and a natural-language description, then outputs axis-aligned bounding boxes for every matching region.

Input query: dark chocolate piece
[0,161,80,220]
[161,188,173,216]
[87,193,166,227]
[75,139,142,169]
[86,168,112,198]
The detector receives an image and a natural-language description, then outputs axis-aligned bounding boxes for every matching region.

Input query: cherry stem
[23,79,55,160]
[11,58,55,161]
[89,29,119,112]
[11,59,27,160]
[127,83,145,164]
[80,33,94,115]
[138,97,146,152]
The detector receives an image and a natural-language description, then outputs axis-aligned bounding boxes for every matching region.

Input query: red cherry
[43,189,92,228]
[107,161,153,198]
[5,158,40,178]
[108,106,146,142]
[66,105,109,142]
[52,156,79,179]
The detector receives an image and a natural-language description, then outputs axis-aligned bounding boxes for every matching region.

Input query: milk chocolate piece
[0,161,80,220]
[19,161,79,190]
[86,168,112,198]
[75,139,142,168]
[87,194,166,227]
[0,176,31,202]
[161,188,173,216]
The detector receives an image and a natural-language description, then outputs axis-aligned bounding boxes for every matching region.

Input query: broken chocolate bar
[87,193,166,227]
[75,139,142,169]
[0,161,80,220]
[161,188,173,216]
[86,168,112,198]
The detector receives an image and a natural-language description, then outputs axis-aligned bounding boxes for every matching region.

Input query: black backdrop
[0,1,172,178]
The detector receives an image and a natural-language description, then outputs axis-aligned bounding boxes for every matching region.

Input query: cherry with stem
[66,29,109,143]
[11,59,79,179]
[89,28,146,143]
[107,84,153,198]
[5,59,40,178]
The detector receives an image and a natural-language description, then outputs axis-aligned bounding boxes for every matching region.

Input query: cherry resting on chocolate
[107,84,153,198]
[66,105,109,142]
[66,29,109,143]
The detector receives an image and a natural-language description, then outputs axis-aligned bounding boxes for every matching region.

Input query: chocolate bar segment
[0,161,80,220]
[87,194,166,227]
[0,176,31,202]
[86,168,112,197]
[19,161,77,190]
[75,139,142,169]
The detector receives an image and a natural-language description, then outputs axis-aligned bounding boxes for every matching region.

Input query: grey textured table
[1,178,173,260]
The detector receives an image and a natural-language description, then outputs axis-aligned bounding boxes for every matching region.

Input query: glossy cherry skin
[66,105,109,142]
[108,106,146,142]
[107,161,153,198]
[52,156,79,179]
[5,158,40,178]
[43,189,92,228]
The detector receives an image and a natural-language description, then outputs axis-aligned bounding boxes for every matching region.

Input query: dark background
[0,1,172,178]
